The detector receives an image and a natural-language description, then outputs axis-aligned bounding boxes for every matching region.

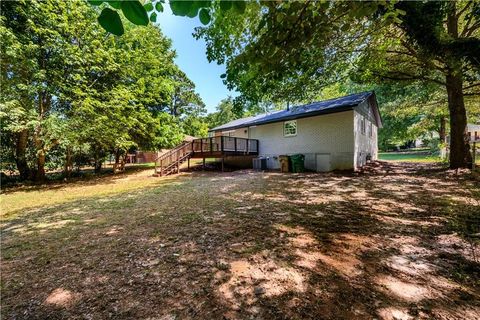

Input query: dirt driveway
[1,162,479,319]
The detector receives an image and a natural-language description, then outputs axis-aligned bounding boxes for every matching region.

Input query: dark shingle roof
[210,91,376,132]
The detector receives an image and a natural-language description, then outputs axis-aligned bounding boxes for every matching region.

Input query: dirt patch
[1,162,479,319]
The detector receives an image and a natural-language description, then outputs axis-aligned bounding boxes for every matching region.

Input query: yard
[1,162,479,319]
[378,151,443,163]
[378,150,480,165]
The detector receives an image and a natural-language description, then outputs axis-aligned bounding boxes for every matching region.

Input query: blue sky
[156,7,237,113]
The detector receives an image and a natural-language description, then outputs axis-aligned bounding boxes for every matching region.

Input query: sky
[156,7,237,113]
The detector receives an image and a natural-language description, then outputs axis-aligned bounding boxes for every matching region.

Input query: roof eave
[208,105,356,132]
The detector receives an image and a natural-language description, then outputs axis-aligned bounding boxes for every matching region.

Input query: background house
[467,123,480,142]
[209,92,382,171]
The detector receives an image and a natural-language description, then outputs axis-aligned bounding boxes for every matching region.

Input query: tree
[1,0,104,180]
[361,1,480,167]
[195,1,480,168]
[167,70,206,117]
[1,0,195,181]
[205,96,240,129]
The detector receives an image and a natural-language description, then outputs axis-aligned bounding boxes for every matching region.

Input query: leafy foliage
[88,0,248,35]
[1,0,203,180]
[195,1,480,168]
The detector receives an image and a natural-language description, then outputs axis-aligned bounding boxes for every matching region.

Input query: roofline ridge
[209,91,376,132]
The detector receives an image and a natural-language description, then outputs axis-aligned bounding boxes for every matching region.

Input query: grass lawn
[379,151,480,165]
[378,152,443,163]
[1,163,479,319]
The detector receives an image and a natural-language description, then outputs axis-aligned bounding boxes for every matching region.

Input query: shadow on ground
[1,162,479,319]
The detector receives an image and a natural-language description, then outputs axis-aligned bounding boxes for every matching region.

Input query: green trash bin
[290,154,305,173]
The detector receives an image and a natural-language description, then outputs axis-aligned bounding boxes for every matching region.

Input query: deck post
[177,149,180,174]
[203,157,206,170]
[200,139,203,154]
[234,137,237,153]
[222,157,225,172]
[210,137,213,155]
[160,159,163,176]
[473,142,476,170]
[220,136,224,156]
[246,139,249,154]
[187,157,190,169]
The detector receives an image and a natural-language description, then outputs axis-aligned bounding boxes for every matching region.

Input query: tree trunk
[120,153,128,171]
[33,126,46,181]
[438,116,447,160]
[64,147,72,178]
[15,129,30,180]
[446,71,471,169]
[94,159,102,174]
[445,2,472,169]
[35,149,46,181]
[33,89,50,181]
[439,116,446,144]
[113,149,121,174]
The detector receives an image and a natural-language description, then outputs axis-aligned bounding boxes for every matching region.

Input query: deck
[190,136,259,158]
[154,136,259,176]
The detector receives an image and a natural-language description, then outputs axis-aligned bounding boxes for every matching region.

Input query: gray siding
[354,100,379,169]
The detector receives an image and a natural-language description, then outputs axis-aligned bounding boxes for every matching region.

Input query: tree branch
[456,1,472,19]
[464,82,480,90]
[372,71,446,86]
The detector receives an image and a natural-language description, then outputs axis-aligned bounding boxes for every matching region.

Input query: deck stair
[154,142,192,176]
[154,136,259,176]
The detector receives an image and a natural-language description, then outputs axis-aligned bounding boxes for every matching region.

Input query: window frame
[360,117,366,135]
[222,130,235,137]
[283,120,297,137]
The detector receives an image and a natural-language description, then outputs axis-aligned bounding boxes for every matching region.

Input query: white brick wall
[220,128,249,138]
[248,111,355,170]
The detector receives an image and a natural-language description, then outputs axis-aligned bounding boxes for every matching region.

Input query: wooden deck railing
[154,136,259,175]
[191,136,259,156]
[154,141,192,175]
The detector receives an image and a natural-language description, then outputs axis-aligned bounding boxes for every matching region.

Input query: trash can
[290,154,305,173]
[253,157,267,170]
[279,155,290,173]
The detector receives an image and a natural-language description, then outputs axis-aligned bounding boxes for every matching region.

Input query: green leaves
[98,8,124,36]
[150,12,157,23]
[219,1,246,13]
[219,0,232,11]
[232,1,246,14]
[170,0,195,16]
[121,0,149,26]
[170,1,212,18]
[144,2,154,12]
[105,0,121,9]
[88,0,246,35]
[199,8,211,25]
[156,2,164,12]
[87,0,103,6]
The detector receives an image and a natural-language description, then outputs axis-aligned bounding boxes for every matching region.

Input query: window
[369,122,373,137]
[222,130,235,137]
[284,120,297,137]
[360,117,366,135]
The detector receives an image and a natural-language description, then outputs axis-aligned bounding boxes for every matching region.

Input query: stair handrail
[154,141,193,174]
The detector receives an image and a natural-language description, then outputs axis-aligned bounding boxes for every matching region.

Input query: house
[208,91,382,171]
[137,135,198,164]
[467,123,480,142]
